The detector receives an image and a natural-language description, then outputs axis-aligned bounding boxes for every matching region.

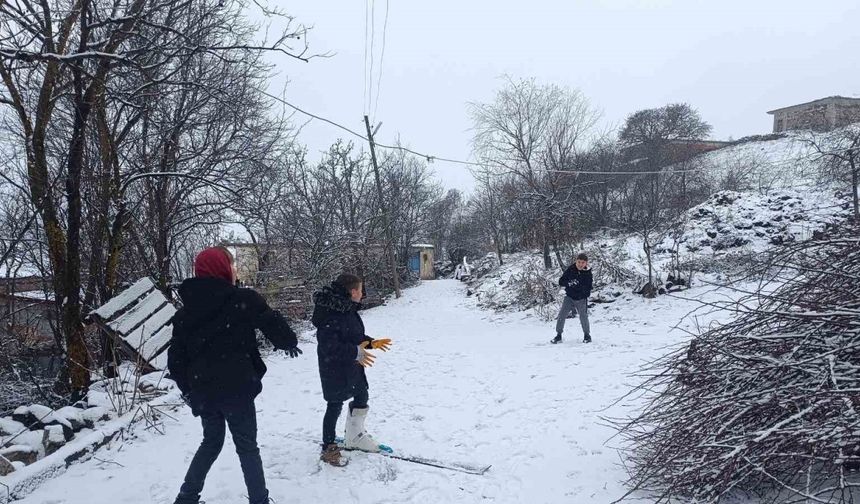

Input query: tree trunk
[643,227,656,298]
[552,241,565,272]
[542,220,552,270]
[850,154,859,221]
[63,66,93,396]
[154,179,171,295]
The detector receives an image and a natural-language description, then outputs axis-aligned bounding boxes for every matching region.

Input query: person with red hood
[168,246,301,504]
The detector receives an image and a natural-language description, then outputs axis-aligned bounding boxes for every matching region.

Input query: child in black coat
[312,273,392,467]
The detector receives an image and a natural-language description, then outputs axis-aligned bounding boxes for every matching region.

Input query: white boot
[344,406,380,452]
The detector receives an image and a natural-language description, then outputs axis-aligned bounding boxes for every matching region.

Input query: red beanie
[194,247,234,283]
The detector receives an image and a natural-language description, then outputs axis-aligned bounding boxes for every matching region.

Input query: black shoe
[583,334,592,343]
[551,334,562,344]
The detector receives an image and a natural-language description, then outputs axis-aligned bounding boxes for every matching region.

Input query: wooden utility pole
[364,115,401,298]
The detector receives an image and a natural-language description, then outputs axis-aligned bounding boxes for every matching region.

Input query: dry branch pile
[615,222,860,503]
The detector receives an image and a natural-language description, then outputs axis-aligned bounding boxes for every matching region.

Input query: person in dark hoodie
[312,273,392,467]
[168,246,302,504]
[552,252,593,344]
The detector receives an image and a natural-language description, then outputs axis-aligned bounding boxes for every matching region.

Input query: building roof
[0,290,54,303]
[767,96,860,115]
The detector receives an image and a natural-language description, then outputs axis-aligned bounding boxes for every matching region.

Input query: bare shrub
[511,262,558,320]
[588,244,645,289]
[612,221,860,503]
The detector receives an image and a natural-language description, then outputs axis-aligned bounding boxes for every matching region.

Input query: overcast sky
[259,0,860,192]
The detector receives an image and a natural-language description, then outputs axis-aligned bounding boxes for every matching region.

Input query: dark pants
[322,386,369,445]
[175,399,268,504]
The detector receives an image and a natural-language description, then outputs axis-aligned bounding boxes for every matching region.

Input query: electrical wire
[363,0,369,115]
[259,88,858,176]
[368,0,376,115]
[373,0,389,120]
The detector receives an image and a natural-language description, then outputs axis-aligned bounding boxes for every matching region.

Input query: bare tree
[426,188,462,258]
[380,147,442,272]
[619,103,712,214]
[0,0,311,394]
[802,125,860,220]
[617,104,712,294]
[470,76,599,269]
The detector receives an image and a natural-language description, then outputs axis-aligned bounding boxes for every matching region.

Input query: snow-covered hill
[465,127,855,317]
[672,126,859,191]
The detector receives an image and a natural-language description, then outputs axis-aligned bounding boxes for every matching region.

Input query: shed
[408,244,435,280]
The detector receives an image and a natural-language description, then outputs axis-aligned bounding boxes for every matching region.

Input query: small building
[768,96,860,133]
[0,276,57,365]
[408,244,435,280]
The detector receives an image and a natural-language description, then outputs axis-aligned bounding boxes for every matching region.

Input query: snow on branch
[611,221,860,503]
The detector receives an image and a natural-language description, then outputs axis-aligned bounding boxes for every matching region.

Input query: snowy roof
[5,290,54,302]
[0,265,42,278]
[411,243,435,249]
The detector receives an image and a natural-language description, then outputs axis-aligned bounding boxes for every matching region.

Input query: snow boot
[344,406,380,452]
[551,334,562,344]
[320,443,348,467]
[583,334,592,343]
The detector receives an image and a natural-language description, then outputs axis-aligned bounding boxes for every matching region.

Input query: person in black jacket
[312,273,392,467]
[552,252,594,344]
[168,246,301,504]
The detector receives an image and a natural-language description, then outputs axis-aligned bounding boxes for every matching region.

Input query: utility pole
[364,115,401,298]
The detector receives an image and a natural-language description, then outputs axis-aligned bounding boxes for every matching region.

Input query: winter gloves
[356,339,393,367]
[369,338,392,352]
[357,343,376,368]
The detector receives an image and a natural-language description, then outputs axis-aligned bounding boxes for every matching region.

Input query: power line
[262,89,368,140]
[368,0,376,115]
[259,88,858,176]
[362,0,369,115]
[373,0,390,120]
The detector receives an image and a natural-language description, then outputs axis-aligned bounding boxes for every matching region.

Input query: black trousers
[175,399,268,504]
[322,385,369,446]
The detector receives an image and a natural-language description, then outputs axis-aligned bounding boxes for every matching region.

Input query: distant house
[768,96,860,133]
[0,275,56,355]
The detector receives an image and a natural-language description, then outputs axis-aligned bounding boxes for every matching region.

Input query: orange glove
[369,338,392,352]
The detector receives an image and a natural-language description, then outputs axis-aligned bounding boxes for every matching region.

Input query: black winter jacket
[559,266,593,300]
[311,284,374,403]
[167,277,297,413]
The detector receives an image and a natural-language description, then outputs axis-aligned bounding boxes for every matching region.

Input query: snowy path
[16,280,727,504]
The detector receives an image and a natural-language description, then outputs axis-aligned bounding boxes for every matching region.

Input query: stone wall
[774,103,829,132]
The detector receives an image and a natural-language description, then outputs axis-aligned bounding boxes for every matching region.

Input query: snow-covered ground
[9,279,741,504]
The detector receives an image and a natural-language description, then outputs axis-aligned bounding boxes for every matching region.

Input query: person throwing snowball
[552,252,593,344]
[168,246,302,504]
